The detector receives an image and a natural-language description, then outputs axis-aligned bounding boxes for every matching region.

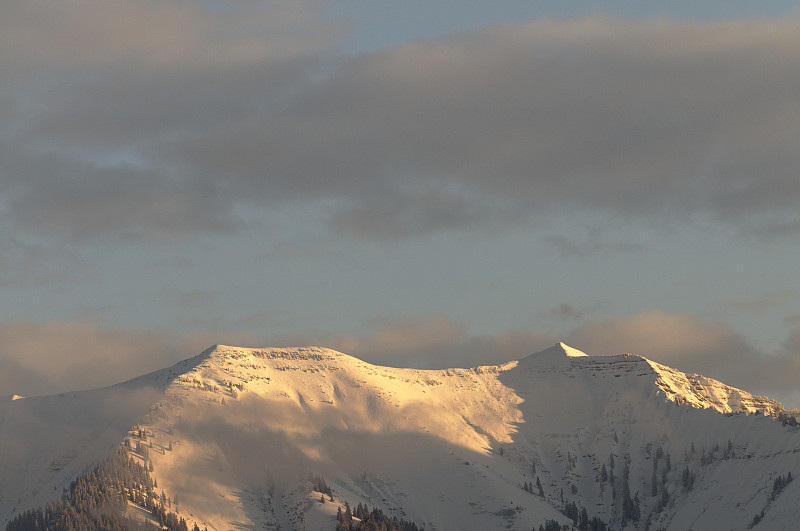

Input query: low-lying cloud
[281,310,800,408]
[0,320,266,397]
[1,311,798,408]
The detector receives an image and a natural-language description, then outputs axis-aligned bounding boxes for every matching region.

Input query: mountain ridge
[1,343,798,530]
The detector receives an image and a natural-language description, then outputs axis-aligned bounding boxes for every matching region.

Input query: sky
[1,1,799,408]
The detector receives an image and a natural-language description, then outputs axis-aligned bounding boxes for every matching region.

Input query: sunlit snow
[0,343,797,530]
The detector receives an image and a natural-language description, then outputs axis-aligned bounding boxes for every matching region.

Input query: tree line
[335,501,422,531]
[6,446,203,531]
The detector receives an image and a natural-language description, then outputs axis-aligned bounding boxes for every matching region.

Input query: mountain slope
[1,343,798,530]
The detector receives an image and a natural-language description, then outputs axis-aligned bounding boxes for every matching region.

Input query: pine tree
[579,506,589,530]
[651,457,658,497]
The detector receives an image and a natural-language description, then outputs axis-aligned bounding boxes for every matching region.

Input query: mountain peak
[513,342,588,370]
[558,342,588,358]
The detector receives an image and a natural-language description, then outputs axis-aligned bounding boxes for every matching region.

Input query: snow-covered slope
[1,343,798,530]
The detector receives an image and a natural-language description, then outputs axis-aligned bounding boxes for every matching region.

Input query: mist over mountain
[1,343,798,530]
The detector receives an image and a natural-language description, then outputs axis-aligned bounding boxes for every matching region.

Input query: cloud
[541,303,591,321]
[562,309,800,408]
[2,313,798,409]
[543,233,642,257]
[3,12,800,244]
[785,322,800,352]
[277,314,556,369]
[2,149,240,242]
[331,185,484,240]
[1,0,337,242]
[735,324,800,408]
[0,315,551,397]
[728,290,797,314]
[0,320,184,396]
[273,309,800,408]
[0,1,331,72]
[564,310,757,382]
[0,319,267,397]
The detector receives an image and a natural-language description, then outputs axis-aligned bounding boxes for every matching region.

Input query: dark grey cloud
[2,10,800,244]
[331,185,485,239]
[2,145,238,242]
[541,303,589,321]
[0,0,335,242]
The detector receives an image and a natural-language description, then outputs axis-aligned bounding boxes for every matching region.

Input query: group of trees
[749,471,795,528]
[537,520,567,531]
[770,471,794,501]
[6,446,203,531]
[560,500,609,531]
[312,474,334,500]
[775,408,800,427]
[537,517,608,531]
[537,435,792,531]
[522,477,544,497]
[335,502,421,531]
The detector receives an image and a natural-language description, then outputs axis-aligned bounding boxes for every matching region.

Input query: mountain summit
[514,342,587,370]
[1,344,798,530]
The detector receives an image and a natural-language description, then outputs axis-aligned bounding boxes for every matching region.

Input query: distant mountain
[1,343,798,530]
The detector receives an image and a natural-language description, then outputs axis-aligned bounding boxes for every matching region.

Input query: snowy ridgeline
[0,343,798,531]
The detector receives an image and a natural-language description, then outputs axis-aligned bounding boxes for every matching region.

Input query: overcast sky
[1,1,799,408]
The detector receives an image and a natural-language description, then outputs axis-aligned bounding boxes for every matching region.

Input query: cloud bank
[1,311,797,408]
[0,320,266,397]
[2,10,800,243]
[284,311,800,408]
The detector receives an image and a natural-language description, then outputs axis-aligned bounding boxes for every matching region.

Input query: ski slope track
[1,343,798,530]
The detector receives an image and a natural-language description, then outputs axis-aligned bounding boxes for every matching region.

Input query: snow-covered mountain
[1,343,798,530]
